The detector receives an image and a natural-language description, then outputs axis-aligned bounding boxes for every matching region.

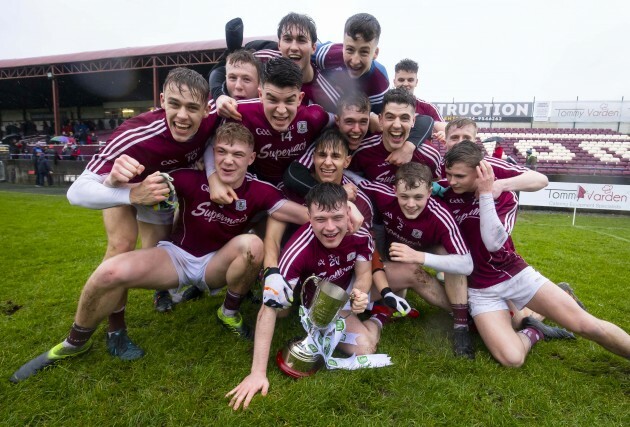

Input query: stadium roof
[0,35,275,111]
[0,39,230,69]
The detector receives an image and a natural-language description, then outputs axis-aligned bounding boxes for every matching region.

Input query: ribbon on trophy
[296,290,393,371]
[153,172,177,211]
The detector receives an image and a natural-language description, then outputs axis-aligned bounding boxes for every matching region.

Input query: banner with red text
[519,182,630,211]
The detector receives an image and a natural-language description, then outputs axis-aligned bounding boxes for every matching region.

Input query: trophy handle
[301,274,321,308]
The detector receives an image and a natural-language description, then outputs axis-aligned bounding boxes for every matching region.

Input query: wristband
[380,287,393,298]
[263,267,280,278]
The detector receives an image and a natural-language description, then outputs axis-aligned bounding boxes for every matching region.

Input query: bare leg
[75,248,179,328]
[526,282,630,358]
[336,312,381,356]
[475,310,532,367]
[204,234,264,294]
[384,261,451,311]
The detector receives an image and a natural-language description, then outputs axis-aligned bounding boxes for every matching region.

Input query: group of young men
[11,10,630,414]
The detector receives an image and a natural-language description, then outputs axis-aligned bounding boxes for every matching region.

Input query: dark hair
[227,49,262,82]
[261,57,303,90]
[305,182,348,212]
[395,58,419,74]
[444,140,484,169]
[215,122,254,148]
[445,118,478,138]
[395,162,433,191]
[344,13,381,42]
[163,67,209,104]
[314,128,350,157]
[382,87,416,110]
[277,12,317,43]
[337,91,370,115]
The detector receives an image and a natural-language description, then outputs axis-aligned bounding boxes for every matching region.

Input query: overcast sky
[1,0,628,102]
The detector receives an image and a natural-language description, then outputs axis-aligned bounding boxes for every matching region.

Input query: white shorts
[468,266,548,317]
[135,203,175,225]
[157,241,222,295]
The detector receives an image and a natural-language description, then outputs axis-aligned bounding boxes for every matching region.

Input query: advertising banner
[435,102,533,122]
[519,182,630,211]
[534,101,630,123]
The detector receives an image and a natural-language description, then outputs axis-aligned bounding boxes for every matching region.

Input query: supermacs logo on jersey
[297,121,308,134]
[235,199,247,211]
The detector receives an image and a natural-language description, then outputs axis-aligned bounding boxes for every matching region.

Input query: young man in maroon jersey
[211,13,318,119]
[351,88,441,184]
[439,118,562,340]
[281,128,374,229]
[314,13,389,114]
[358,163,475,358]
[207,56,330,204]
[224,49,261,102]
[65,68,220,353]
[10,123,310,383]
[227,183,380,411]
[393,58,446,144]
[153,50,263,312]
[442,141,630,367]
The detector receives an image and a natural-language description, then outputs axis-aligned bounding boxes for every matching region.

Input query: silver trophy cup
[276,277,349,378]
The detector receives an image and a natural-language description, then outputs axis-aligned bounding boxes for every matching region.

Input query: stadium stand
[437,128,630,176]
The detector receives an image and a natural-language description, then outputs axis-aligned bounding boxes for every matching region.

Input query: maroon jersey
[254,49,341,111]
[439,155,529,179]
[415,98,443,122]
[442,189,528,289]
[279,174,374,230]
[313,42,389,114]
[169,169,285,257]
[359,180,468,255]
[350,134,441,184]
[87,108,218,182]
[235,99,329,185]
[279,223,373,306]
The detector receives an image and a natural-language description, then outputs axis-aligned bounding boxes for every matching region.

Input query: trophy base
[275,338,323,379]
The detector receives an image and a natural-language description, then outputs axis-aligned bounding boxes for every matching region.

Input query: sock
[519,327,543,347]
[452,304,470,330]
[222,290,246,317]
[65,323,96,347]
[370,312,390,329]
[108,306,126,333]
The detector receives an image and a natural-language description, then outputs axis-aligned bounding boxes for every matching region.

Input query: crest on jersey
[297,121,308,134]
[236,199,247,211]
[347,252,356,262]
[412,229,422,239]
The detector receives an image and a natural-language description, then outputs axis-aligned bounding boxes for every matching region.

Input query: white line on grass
[574,226,630,243]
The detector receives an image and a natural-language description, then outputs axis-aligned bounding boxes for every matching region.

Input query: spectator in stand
[35,151,53,187]
[44,145,59,165]
[108,118,116,129]
[492,142,504,159]
[506,147,519,165]
[61,142,73,160]
[87,132,97,145]
[70,145,81,160]
[525,148,538,171]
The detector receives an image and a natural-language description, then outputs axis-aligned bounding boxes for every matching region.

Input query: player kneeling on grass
[441,140,630,367]
[10,123,310,383]
[358,162,476,357]
[227,183,381,411]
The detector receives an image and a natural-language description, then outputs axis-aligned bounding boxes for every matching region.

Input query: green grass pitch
[1,191,628,426]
